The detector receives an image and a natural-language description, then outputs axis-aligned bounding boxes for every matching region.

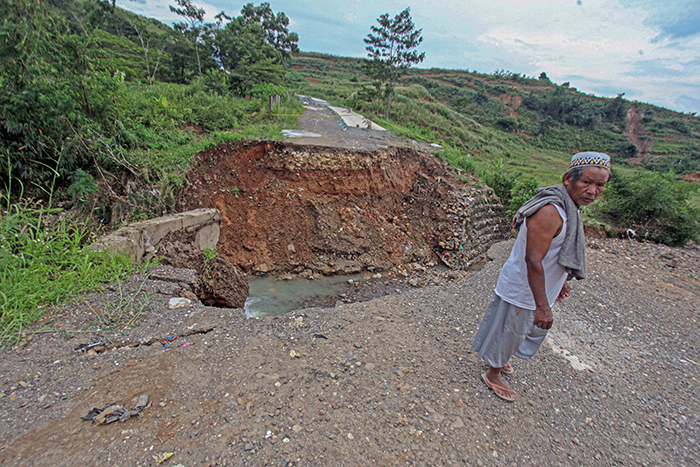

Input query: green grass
[0,201,144,346]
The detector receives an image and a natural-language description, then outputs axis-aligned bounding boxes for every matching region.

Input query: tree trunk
[385,90,393,120]
[195,43,202,79]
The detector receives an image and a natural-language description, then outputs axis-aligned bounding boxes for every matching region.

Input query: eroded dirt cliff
[182,140,509,275]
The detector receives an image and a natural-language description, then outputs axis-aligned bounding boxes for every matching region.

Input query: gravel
[0,237,698,466]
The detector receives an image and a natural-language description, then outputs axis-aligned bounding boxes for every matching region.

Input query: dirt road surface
[2,237,699,466]
[1,101,699,466]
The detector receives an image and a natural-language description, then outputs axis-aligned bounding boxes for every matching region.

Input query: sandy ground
[1,237,698,466]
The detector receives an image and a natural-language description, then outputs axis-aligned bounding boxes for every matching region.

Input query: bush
[599,170,700,246]
[611,142,638,159]
[668,119,690,134]
[495,117,518,132]
[481,159,539,216]
[508,177,539,217]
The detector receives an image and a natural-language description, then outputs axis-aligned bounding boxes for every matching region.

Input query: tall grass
[0,200,138,346]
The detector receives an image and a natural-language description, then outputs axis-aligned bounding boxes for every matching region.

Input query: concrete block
[91,208,221,262]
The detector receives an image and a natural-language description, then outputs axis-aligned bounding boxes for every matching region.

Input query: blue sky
[117,0,700,114]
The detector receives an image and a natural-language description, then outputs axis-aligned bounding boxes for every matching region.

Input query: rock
[181,290,199,301]
[168,297,191,309]
[149,266,199,288]
[157,240,249,308]
[292,424,302,433]
[451,417,465,428]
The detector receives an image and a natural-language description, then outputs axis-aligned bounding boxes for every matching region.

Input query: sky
[116,0,700,114]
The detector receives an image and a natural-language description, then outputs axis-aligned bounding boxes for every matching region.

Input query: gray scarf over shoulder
[512,185,586,280]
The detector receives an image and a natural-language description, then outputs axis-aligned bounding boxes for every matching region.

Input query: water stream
[244,272,370,318]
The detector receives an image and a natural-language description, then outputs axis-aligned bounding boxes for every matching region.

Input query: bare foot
[501,363,514,374]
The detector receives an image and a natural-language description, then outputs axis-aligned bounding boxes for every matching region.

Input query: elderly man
[471,152,611,401]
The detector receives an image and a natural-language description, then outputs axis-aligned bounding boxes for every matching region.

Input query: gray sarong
[471,293,548,368]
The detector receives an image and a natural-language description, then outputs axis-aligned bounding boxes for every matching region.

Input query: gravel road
[1,237,698,466]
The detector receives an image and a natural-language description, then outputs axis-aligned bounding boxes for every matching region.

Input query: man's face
[564,167,610,207]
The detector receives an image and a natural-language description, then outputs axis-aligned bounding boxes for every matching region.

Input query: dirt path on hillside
[1,97,699,465]
[625,107,652,158]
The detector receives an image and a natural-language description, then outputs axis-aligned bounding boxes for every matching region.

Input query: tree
[211,3,298,96]
[239,2,299,60]
[363,7,425,119]
[169,0,205,78]
[129,20,167,87]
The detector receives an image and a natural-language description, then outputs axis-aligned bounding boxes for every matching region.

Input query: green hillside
[290,52,700,185]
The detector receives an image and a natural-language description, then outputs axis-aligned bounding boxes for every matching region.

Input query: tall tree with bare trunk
[169,0,205,79]
[363,7,425,119]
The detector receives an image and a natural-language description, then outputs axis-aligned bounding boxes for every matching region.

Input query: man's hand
[534,305,554,330]
[556,282,571,302]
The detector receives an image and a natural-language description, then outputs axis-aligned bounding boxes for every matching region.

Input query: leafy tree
[211,3,298,96]
[239,3,299,58]
[363,7,425,119]
[169,0,206,78]
[0,0,107,190]
[604,93,627,124]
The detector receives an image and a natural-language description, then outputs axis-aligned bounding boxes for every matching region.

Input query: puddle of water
[244,260,488,318]
[244,273,369,318]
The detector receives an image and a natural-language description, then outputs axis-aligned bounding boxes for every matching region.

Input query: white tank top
[495,204,568,309]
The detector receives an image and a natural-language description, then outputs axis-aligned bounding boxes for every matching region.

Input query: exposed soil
[683,171,700,183]
[625,107,653,157]
[1,100,699,466]
[181,140,509,277]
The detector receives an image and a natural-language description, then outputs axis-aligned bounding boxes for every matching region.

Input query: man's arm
[524,204,563,330]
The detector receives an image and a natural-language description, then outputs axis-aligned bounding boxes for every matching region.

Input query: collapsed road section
[182,140,510,276]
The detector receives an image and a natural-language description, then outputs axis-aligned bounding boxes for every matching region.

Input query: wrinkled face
[564,167,610,207]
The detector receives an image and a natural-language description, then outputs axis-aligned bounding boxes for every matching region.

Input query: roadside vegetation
[1,0,698,344]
